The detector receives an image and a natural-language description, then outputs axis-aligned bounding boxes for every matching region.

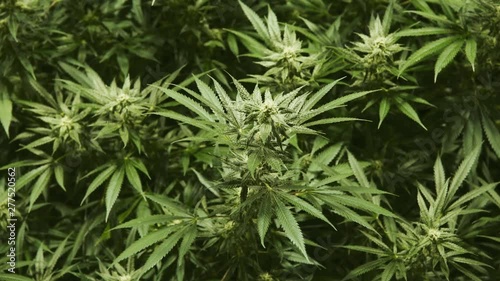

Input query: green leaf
[29,168,52,212]
[239,1,270,43]
[0,90,12,137]
[465,38,477,71]
[266,6,281,42]
[145,194,191,216]
[159,88,214,122]
[194,77,224,113]
[247,151,260,178]
[105,166,125,221]
[17,136,55,151]
[114,226,180,264]
[378,98,391,129]
[396,27,455,37]
[277,192,335,229]
[114,215,187,229]
[434,39,464,82]
[434,156,446,194]
[15,164,50,191]
[273,196,308,260]
[257,196,273,248]
[448,182,498,211]
[0,274,35,281]
[447,144,481,202]
[342,257,391,280]
[54,165,66,191]
[347,151,370,188]
[81,165,117,204]
[125,161,143,195]
[309,143,342,172]
[320,197,375,231]
[334,195,397,218]
[399,36,462,74]
[302,78,342,111]
[342,245,387,255]
[141,226,189,273]
[481,113,500,158]
[380,262,398,281]
[395,98,427,130]
[227,33,239,56]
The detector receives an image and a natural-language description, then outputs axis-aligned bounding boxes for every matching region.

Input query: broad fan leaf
[274,196,308,260]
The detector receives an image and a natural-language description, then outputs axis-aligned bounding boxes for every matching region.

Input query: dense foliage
[1,0,499,280]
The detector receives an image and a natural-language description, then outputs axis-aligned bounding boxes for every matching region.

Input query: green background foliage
[1,0,499,280]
